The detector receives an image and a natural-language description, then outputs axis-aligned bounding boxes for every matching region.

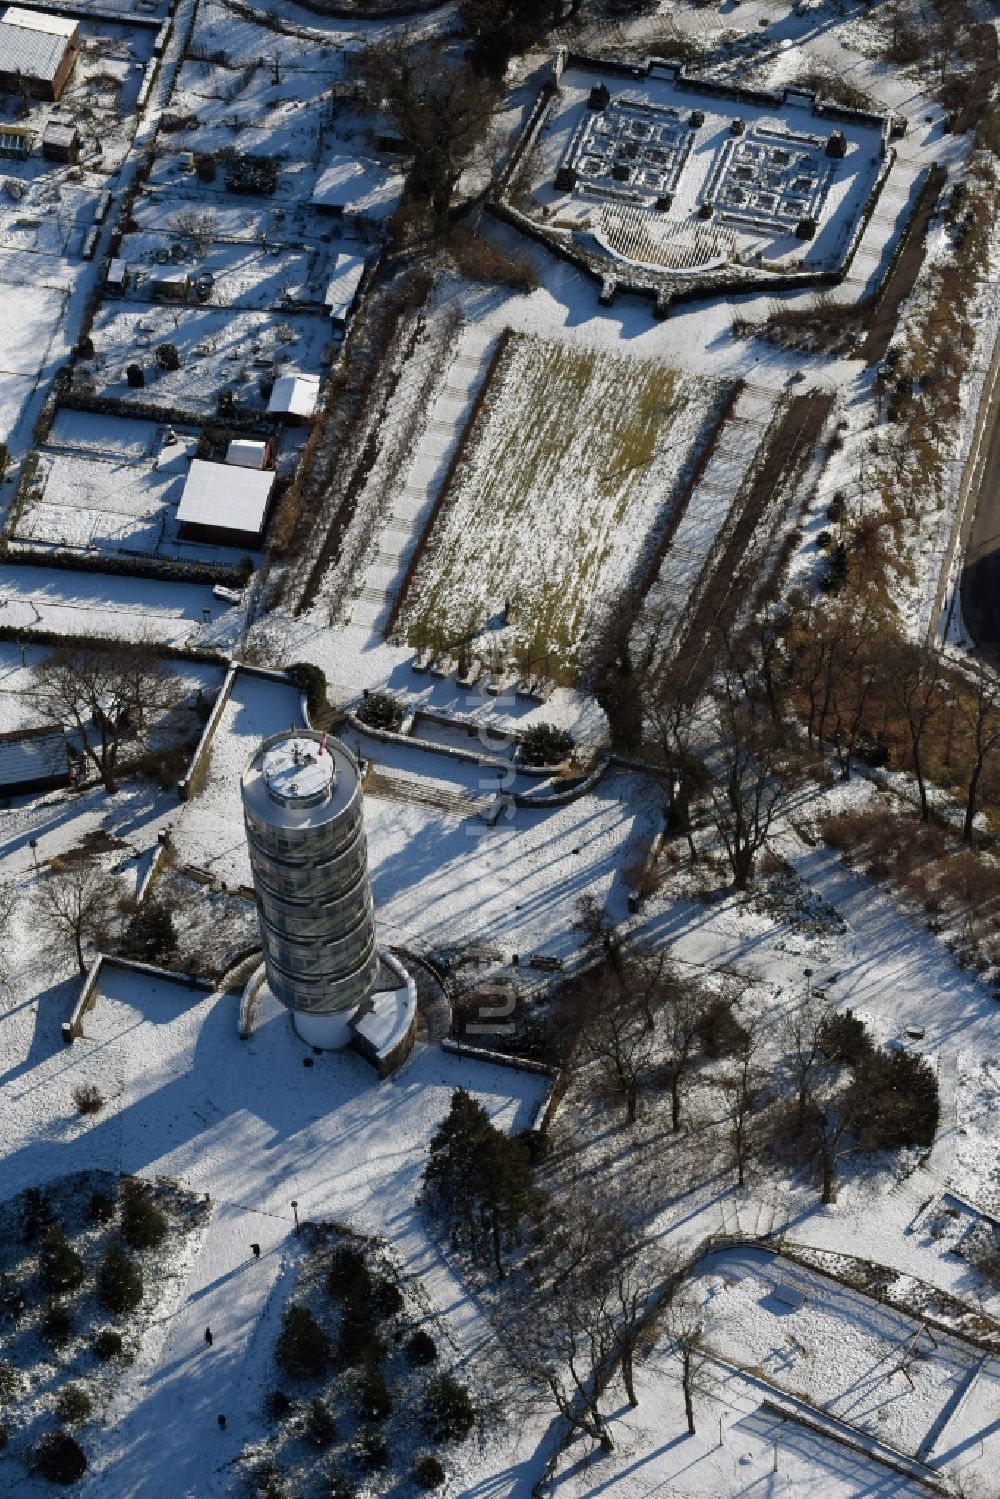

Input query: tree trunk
[683,1360,695,1435]
[75,929,86,974]
[621,1349,637,1408]
[821,1150,835,1205]
[670,1077,681,1133]
[626,1083,638,1126]
[964,761,982,844]
[732,854,751,892]
[491,1215,505,1281]
[912,744,929,822]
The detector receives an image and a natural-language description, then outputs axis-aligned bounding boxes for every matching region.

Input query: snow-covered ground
[0,564,242,650]
[170,666,660,956]
[0,960,546,1497]
[0,1,997,1493]
[87,303,330,418]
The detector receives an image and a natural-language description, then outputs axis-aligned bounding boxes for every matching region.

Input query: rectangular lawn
[397,333,726,682]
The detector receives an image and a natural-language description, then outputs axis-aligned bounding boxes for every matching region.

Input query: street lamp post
[804,967,814,1004]
[291,1199,299,1233]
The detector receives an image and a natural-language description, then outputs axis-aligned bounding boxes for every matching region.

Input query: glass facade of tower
[241,731,379,1028]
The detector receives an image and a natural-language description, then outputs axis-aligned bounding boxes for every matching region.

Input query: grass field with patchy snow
[397,335,727,682]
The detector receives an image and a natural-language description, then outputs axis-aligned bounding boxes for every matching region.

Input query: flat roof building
[176,458,273,549]
[267,372,320,421]
[226,438,269,470]
[0,7,79,100]
[0,724,70,796]
[311,155,403,227]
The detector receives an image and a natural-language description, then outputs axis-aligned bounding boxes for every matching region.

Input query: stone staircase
[364,768,487,820]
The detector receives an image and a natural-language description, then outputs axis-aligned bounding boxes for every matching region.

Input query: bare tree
[572,961,665,1125]
[666,1301,710,1436]
[30,643,182,794]
[889,642,944,823]
[709,678,795,891]
[661,981,707,1134]
[503,1194,671,1448]
[643,673,708,859]
[784,1009,827,1131]
[171,208,215,259]
[36,857,122,974]
[723,1024,762,1188]
[574,894,624,978]
[0,879,17,979]
[957,662,1000,844]
[502,1253,617,1450]
[360,33,499,230]
[808,1095,854,1206]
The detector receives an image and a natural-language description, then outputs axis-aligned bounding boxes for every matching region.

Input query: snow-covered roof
[177,459,273,536]
[324,253,367,321]
[42,120,77,146]
[267,373,320,418]
[226,438,268,470]
[107,258,127,284]
[311,156,403,221]
[3,7,78,37]
[0,7,77,81]
[352,986,415,1056]
[0,724,68,790]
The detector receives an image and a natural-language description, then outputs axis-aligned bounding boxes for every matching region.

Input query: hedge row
[0,543,250,587]
[0,623,227,666]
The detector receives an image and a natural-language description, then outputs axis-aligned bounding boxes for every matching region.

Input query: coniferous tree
[119,1181,167,1250]
[97,1244,143,1314]
[424,1089,543,1278]
[275,1304,330,1381]
[122,901,177,964]
[39,1224,85,1296]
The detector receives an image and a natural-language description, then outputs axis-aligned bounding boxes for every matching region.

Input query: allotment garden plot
[396,334,728,682]
[10,410,246,566]
[86,304,329,417]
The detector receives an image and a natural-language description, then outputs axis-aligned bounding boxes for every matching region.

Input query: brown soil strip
[860,163,947,368]
[667,390,833,701]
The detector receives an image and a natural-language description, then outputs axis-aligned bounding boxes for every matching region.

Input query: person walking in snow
[250,1242,260,1259]
[204,1327,213,1347]
[217,1414,226,1431]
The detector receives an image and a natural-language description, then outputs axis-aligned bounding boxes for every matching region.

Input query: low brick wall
[63,955,220,1044]
[177,661,238,801]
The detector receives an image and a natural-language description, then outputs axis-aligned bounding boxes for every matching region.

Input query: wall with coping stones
[498,53,898,308]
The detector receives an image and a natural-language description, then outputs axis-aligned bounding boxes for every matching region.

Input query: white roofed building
[267,372,320,421]
[0,725,70,796]
[311,156,404,228]
[177,458,273,549]
[0,7,79,99]
[226,438,270,470]
[324,253,367,331]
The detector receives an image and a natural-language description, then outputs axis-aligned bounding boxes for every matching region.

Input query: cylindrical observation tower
[241,729,379,1048]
